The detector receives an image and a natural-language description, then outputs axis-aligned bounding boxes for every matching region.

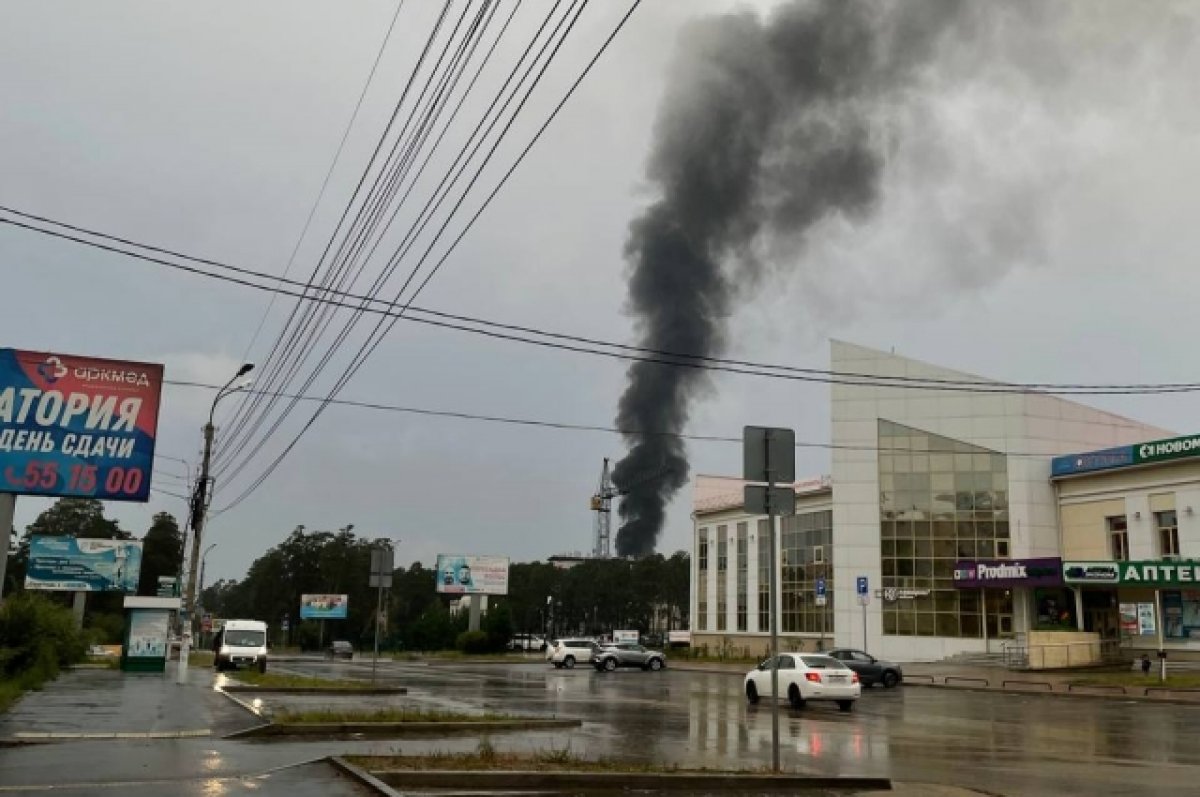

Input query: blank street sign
[743,426,796,484]
[744,484,796,516]
[369,545,394,589]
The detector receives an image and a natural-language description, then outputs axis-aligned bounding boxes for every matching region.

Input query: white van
[213,619,269,672]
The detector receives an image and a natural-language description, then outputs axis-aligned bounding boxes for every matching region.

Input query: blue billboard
[1051,445,1134,477]
[299,594,348,620]
[0,349,164,502]
[25,535,143,592]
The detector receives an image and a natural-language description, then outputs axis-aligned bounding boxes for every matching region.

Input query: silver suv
[592,642,666,672]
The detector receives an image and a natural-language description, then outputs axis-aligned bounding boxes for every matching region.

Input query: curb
[327,757,405,797]
[226,717,582,739]
[902,680,1200,705]
[222,685,407,695]
[367,768,893,792]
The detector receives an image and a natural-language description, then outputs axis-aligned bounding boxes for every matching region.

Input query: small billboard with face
[435,554,509,595]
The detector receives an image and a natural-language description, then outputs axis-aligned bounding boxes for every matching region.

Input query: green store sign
[1064,560,1200,588]
[1135,434,1200,466]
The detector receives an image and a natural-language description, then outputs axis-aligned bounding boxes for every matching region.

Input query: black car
[325,640,354,660]
[826,648,902,688]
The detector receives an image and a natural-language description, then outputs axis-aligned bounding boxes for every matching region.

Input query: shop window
[1157,511,1180,558]
[1108,516,1129,561]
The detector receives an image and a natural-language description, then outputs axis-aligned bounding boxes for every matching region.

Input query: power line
[5,205,1200,396]
[7,209,1200,398]
[213,0,599,502]
[237,0,409,363]
[163,376,1132,461]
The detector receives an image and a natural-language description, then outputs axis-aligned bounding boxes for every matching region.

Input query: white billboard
[435,554,509,595]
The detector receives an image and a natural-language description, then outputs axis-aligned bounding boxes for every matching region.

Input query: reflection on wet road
[276,657,1200,796]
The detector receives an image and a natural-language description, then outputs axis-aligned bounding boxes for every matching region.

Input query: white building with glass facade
[691,341,1171,662]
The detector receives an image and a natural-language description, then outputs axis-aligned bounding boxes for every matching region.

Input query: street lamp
[177,362,254,684]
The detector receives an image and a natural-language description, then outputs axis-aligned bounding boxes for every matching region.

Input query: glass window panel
[956,491,974,511]
[897,610,916,635]
[882,611,898,634]
[897,559,915,576]
[960,614,981,638]
[932,472,954,491]
[960,592,981,613]
[915,539,933,558]
[996,539,1010,557]
[993,472,1008,490]
[933,558,954,577]
[934,539,957,558]
[957,540,976,558]
[914,593,935,612]
[954,454,975,471]
[882,558,896,576]
[912,491,932,513]
[933,492,956,514]
[894,454,912,473]
[935,591,958,611]
[933,520,955,539]
[991,454,1007,473]
[972,472,992,491]
[977,540,995,558]
[930,434,954,452]
[972,453,990,471]
[931,454,954,473]
[896,539,914,557]
[915,559,933,577]
[896,521,913,539]
[916,613,936,636]
[936,613,960,636]
[911,454,930,473]
[881,540,896,557]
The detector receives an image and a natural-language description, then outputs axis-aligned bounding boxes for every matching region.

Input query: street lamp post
[177,363,253,684]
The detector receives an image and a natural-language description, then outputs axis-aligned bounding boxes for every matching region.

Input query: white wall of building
[830,340,1172,661]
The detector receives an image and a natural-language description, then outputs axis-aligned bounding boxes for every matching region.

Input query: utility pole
[177,363,253,685]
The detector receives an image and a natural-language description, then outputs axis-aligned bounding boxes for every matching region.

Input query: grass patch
[393,651,539,663]
[277,707,513,724]
[188,651,214,667]
[0,679,26,714]
[1069,672,1200,689]
[82,656,120,669]
[347,743,759,774]
[231,670,366,690]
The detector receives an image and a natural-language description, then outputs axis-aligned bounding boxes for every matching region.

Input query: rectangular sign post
[857,577,870,653]
[369,544,394,685]
[743,425,796,775]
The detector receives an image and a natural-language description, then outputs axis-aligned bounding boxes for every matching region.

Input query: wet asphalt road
[2,657,1199,796]
[271,656,1200,796]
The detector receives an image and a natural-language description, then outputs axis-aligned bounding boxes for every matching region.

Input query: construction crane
[590,458,617,558]
[590,458,677,559]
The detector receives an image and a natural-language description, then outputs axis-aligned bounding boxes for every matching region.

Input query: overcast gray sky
[2,1,1199,584]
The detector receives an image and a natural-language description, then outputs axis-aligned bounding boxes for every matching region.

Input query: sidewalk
[0,662,258,741]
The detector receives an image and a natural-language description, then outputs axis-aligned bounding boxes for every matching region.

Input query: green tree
[26,498,126,540]
[137,513,183,596]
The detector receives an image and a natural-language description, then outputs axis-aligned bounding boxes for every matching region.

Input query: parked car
[546,638,598,669]
[744,653,860,712]
[508,634,547,652]
[592,642,666,672]
[325,640,354,660]
[826,648,903,688]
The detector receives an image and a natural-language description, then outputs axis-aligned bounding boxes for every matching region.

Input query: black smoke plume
[612,0,966,556]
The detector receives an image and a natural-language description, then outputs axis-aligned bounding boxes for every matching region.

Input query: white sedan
[744,653,861,712]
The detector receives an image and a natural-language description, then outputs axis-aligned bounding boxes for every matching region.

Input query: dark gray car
[827,648,902,688]
[592,642,666,672]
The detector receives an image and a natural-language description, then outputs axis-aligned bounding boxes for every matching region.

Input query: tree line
[2,500,690,652]
[200,526,690,651]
